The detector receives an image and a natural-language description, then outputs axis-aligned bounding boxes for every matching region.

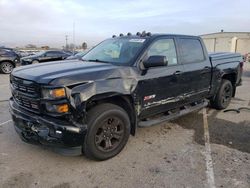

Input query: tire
[0,61,14,74]
[83,103,130,160]
[32,60,39,64]
[210,79,233,110]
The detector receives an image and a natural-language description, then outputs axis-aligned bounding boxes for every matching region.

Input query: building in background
[200,31,250,55]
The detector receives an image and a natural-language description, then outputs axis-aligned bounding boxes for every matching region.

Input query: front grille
[15,95,39,110]
[11,77,37,96]
[11,76,40,113]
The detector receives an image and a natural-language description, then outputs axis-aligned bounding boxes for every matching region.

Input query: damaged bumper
[9,98,87,148]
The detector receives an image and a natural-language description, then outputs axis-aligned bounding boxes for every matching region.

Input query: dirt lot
[0,64,250,188]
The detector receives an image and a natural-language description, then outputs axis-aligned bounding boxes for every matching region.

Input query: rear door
[176,37,211,103]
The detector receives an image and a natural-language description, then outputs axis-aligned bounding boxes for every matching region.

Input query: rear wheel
[83,103,130,160]
[210,79,233,109]
[0,61,14,74]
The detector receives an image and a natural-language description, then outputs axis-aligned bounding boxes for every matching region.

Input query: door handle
[203,66,210,70]
[174,71,182,75]
[201,66,210,74]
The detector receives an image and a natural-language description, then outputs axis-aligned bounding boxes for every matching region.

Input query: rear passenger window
[179,39,205,64]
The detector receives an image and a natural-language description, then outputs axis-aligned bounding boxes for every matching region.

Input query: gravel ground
[0,63,250,188]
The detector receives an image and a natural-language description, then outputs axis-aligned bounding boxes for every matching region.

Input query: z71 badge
[143,94,156,101]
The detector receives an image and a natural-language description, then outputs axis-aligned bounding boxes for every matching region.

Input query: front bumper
[14,58,21,67]
[9,98,87,148]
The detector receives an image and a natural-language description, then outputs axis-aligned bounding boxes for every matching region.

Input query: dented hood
[11,60,138,86]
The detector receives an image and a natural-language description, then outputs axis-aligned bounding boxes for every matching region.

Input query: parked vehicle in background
[0,47,21,74]
[21,50,71,65]
[10,32,243,160]
[66,51,88,60]
[19,51,38,57]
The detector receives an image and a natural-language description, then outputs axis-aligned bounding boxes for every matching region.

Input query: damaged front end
[9,63,139,150]
[9,75,88,150]
[10,98,87,147]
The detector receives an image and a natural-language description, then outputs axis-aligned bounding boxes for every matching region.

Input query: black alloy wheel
[83,103,130,160]
[221,83,232,106]
[210,79,233,109]
[95,116,125,152]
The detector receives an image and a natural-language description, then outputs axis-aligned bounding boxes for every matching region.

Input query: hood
[12,60,137,86]
[66,55,79,60]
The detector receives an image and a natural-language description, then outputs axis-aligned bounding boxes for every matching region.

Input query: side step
[138,100,208,127]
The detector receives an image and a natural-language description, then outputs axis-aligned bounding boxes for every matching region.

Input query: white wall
[201,32,250,54]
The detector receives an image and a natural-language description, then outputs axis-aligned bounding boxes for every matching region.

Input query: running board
[138,101,208,127]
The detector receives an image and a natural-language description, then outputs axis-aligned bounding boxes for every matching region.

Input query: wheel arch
[0,60,15,67]
[85,93,137,136]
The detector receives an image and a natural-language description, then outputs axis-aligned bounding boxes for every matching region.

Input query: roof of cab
[110,33,200,40]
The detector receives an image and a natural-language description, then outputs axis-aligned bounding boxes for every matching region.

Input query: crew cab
[9,32,243,160]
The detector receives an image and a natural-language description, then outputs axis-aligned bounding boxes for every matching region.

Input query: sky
[0,0,250,48]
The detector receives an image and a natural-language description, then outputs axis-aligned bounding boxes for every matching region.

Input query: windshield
[34,51,45,56]
[82,38,146,65]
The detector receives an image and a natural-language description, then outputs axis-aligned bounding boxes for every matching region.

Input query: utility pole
[65,35,68,50]
[73,22,75,53]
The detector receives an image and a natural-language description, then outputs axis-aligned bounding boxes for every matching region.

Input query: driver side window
[147,39,177,66]
[103,44,121,58]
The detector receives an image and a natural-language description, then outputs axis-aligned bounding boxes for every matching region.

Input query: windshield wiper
[83,59,110,63]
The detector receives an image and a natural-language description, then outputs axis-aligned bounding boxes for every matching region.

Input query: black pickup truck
[9,33,243,160]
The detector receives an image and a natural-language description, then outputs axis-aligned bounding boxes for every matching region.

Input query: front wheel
[0,61,14,74]
[83,103,130,160]
[210,79,233,109]
[32,60,39,64]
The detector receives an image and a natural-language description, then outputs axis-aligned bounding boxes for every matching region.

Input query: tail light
[240,61,244,70]
[240,55,244,70]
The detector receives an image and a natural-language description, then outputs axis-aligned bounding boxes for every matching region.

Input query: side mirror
[143,55,168,68]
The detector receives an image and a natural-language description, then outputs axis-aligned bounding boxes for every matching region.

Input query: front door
[136,38,185,118]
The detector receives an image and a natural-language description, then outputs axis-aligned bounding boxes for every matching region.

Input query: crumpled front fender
[71,78,138,102]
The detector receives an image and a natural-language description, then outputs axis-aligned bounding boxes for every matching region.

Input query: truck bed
[208,52,243,95]
[209,52,243,65]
